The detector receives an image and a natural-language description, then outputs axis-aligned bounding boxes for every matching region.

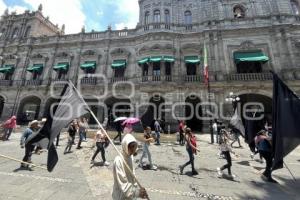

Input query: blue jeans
[140,144,152,166]
[155,131,160,144]
[182,147,195,171]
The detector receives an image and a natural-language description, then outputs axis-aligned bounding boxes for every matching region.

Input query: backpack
[190,134,197,154]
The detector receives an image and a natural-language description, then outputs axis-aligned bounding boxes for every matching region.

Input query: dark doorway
[236,62,262,73]
[17,96,41,124]
[185,95,203,132]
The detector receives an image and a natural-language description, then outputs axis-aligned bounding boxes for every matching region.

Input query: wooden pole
[70,81,150,200]
[0,154,47,170]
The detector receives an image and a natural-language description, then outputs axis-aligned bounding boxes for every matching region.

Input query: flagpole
[0,154,47,170]
[69,81,150,200]
[203,42,214,143]
[283,162,297,182]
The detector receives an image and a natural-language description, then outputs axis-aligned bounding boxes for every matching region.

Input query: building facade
[1,1,300,131]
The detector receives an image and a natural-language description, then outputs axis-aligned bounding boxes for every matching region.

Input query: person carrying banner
[255,130,277,183]
[20,120,40,168]
[112,134,148,199]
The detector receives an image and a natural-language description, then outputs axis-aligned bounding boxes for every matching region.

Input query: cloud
[0,0,28,15]
[23,0,86,34]
[0,0,6,14]
[114,0,139,30]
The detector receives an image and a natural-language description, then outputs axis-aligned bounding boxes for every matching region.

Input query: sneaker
[150,165,158,170]
[104,161,110,166]
[217,167,222,176]
[179,165,183,175]
[228,174,236,179]
[250,153,254,159]
[192,170,198,175]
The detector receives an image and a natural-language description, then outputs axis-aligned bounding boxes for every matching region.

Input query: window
[184,11,192,24]
[233,6,245,18]
[142,63,149,76]
[153,62,161,76]
[165,10,170,24]
[186,63,196,75]
[165,62,171,75]
[291,0,300,15]
[154,10,161,23]
[11,28,19,38]
[57,71,67,80]
[145,11,150,25]
[24,26,31,38]
[114,68,125,78]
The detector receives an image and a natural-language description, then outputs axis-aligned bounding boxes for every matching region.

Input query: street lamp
[226,92,240,110]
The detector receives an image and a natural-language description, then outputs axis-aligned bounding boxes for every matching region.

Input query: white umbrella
[113,117,127,122]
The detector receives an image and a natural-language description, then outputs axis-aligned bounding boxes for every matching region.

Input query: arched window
[11,27,19,38]
[24,26,31,38]
[233,6,245,18]
[145,11,150,25]
[291,0,300,15]
[154,10,161,23]
[184,11,192,24]
[165,9,170,24]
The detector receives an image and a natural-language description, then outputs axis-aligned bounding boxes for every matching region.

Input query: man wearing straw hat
[20,120,40,168]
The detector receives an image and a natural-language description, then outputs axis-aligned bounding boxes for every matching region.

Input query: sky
[0,0,140,34]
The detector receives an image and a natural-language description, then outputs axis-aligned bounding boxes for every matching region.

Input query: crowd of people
[0,114,276,199]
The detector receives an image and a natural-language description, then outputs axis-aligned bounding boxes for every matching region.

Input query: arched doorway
[17,96,41,124]
[104,96,131,129]
[185,95,203,132]
[0,96,4,118]
[141,95,165,131]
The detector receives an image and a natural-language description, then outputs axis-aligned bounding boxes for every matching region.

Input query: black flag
[272,73,300,170]
[26,82,89,172]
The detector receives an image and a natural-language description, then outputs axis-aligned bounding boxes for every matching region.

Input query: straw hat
[28,120,39,127]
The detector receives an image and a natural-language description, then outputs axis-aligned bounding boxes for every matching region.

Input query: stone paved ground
[0,130,300,200]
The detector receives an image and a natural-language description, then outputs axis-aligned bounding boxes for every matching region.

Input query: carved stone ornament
[82,50,96,56]
[180,43,201,54]
[31,53,44,59]
[4,54,17,60]
[110,48,130,58]
[56,52,69,58]
[239,41,255,50]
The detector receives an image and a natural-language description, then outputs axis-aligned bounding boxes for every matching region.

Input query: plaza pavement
[0,130,300,200]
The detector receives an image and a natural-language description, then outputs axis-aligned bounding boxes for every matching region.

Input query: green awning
[184,56,200,64]
[111,60,127,68]
[149,56,162,62]
[138,57,149,64]
[53,63,69,71]
[163,56,175,62]
[80,61,96,69]
[27,64,43,72]
[0,65,14,73]
[234,51,269,64]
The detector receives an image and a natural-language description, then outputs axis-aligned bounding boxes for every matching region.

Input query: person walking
[20,120,39,169]
[1,115,17,141]
[179,128,200,176]
[178,120,185,145]
[139,126,156,170]
[230,125,242,148]
[113,121,123,144]
[255,130,277,183]
[217,130,237,179]
[154,119,161,145]
[64,120,78,154]
[112,134,148,199]
[77,118,88,149]
[90,129,110,166]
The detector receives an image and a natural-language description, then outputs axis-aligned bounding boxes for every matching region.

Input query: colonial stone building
[1,1,300,132]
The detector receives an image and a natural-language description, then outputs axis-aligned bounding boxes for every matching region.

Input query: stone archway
[185,95,203,132]
[104,96,131,129]
[141,95,165,130]
[17,96,41,124]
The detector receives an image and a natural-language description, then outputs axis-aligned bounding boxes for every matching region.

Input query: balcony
[184,75,203,82]
[0,80,12,86]
[226,73,272,81]
[25,80,42,86]
[80,77,97,85]
[110,77,128,83]
[141,75,173,82]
